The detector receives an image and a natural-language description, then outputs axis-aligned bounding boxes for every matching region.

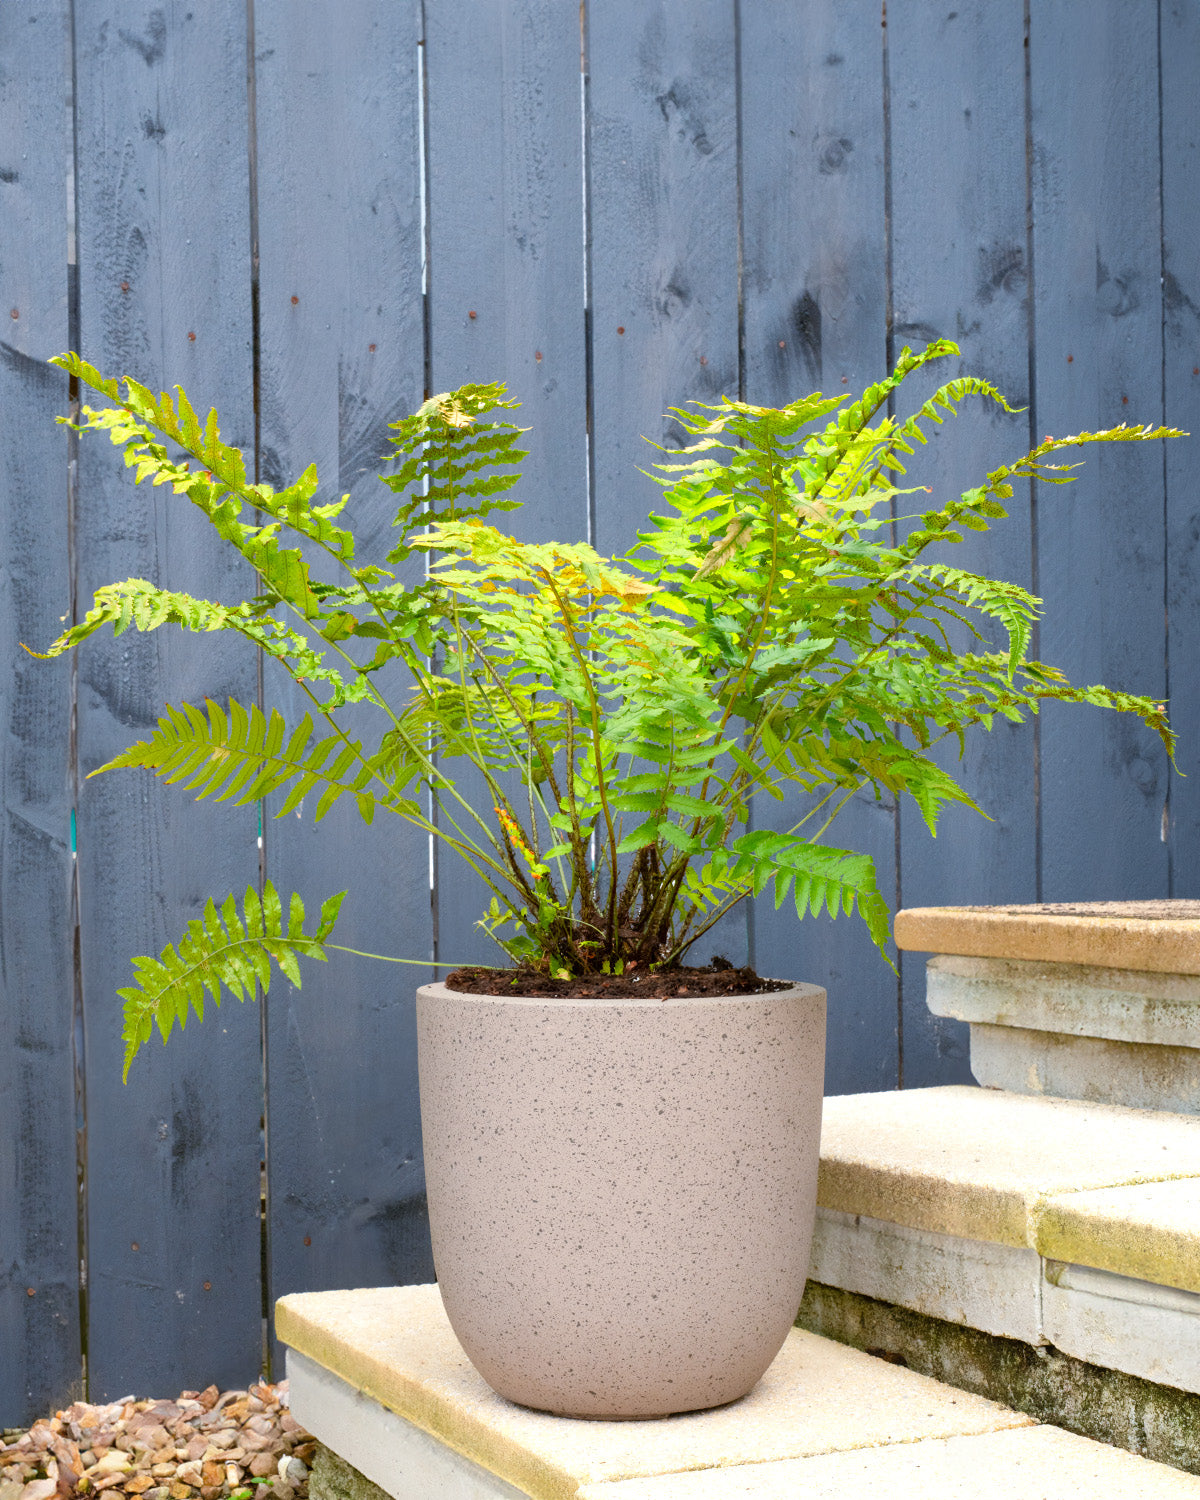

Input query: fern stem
[537,568,621,947]
[324,945,502,969]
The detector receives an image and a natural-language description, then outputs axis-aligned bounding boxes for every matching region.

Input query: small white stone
[277,1457,306,1487]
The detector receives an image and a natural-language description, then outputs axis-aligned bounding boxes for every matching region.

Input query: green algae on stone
[798,1281,1200,1476]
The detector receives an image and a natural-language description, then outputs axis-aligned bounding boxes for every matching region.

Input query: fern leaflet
[120,883,344,1081]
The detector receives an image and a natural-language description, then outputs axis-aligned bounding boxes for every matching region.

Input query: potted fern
[40,341,1177,1417]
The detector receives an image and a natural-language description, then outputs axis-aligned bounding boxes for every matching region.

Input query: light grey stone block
[288,1350,528,1500]
[969,1023,1200,1113]
[924,955,1200,1110]
[809,1208,1043,1344]
[278,1284,1031,1499]
[799,1280,1200,1476]
[1042,1261,1200,1395]
[925,954,1200,1047]
[577,1426,1200,1498]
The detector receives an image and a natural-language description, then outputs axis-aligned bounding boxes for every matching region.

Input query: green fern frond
[382,384,529,556]
[51,353,371,620]
[868,374,1019,482]
[120,883,344,1081]
[715,832,892,959]
[1021,666,1175,760]
[28,578,362,704]
[982,424,1188,501]
[802,341,962,498]
[905,563,1041,676]
[94,698,418,823]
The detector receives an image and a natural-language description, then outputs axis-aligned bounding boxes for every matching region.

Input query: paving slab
[573,1425,1200,1498]
[818,1086,1200,1248]
[1038,1177,1200,1292]
[277,1284,1032,1500]
[894,901,1200,974]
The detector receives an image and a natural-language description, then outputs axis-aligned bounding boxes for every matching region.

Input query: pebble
[276,1458,305,1489]
[0,1384,310,1500]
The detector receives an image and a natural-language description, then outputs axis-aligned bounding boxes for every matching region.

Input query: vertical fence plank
[740,3,895,1092]
[587,0,746,966]
[888,2,1033,1084]
[425,0,589,966]
[1162,1,1200,893]
[253,0,432,1368]
[0,0,81,1425]
[72,0,261,1397]
[1029,1,1169,904]
[587,0,739,556]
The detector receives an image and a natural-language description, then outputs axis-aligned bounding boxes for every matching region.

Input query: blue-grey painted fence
[1,0,1195,1425]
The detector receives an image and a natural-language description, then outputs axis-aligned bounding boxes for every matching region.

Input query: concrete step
[813,1086,1200,1395]
[276,1284,1200,1499]
[894,902,1200,1113]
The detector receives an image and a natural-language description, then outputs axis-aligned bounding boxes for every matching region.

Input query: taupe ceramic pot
[416,980,826,1418]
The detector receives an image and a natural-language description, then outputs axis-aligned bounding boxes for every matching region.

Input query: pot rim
[417,978,825,1010]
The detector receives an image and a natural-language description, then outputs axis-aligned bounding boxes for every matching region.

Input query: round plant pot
[416,980,826,1418]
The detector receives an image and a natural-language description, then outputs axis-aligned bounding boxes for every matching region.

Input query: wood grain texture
[71,0,262,1400]
[0,0,82,1426]
[1029,0,1169,903]
[6,2,1200,1411]
[587,0,746,968]
[252,0,434,1372]
[740,3,896,1091]
[425,0,589,966]
[888,1,1032,1086]
[587,0,739,557]
[1161,1,1200,897]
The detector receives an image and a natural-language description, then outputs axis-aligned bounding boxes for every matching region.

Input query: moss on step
[798,1281,1200,1476]
[310,1446,390,1500]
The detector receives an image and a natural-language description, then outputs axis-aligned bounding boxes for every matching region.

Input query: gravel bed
[1,1382,313,1500]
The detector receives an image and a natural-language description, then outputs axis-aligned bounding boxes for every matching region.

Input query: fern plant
[39,342,1179,1077]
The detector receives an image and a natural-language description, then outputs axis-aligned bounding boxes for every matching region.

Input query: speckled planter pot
[416,981,826,1418]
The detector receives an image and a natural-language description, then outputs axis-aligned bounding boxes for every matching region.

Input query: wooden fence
[2,0,1196,1425]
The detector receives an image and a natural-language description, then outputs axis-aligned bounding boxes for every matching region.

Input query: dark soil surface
[443,957,790,1000]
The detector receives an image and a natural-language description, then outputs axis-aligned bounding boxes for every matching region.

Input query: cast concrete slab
[967,1022,1200,1114]
[809,1207,1042,1343]
[924,953,1200,1048]
[895,901,1200,975]
[572,1426,1200,1498]
[818,1086,1200,1248]
[1040,1261,1200,1393]
[277,1284,1033,1500]
[1038,1177,1200,1293]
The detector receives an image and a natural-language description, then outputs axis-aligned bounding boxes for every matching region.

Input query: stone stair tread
[1037,1177,1200,1293]
[574,1426,1200,1497]
[819,1086,1200,1252]
[894,902,1200,974]
[279,1284,1035,1499]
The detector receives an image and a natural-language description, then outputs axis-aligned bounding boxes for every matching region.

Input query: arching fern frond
[714,832,892,960]
[28,578,373,709]
[867,374,1020,483]
[95,699,421,825]
[982,423,1185,498]
[120,883,344,1081]
[904,563,1041,677]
